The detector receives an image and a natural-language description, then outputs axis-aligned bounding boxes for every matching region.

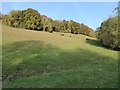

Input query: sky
[1,2,118,30]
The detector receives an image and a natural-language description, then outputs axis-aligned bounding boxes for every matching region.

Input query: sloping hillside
[2,23,118,88]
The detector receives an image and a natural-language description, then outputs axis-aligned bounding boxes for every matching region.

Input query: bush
[96,16,119,50]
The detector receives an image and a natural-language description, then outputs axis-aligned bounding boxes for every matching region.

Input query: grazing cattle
[86,38,90,40]
[60,34,64,36]
[75,32,78,34]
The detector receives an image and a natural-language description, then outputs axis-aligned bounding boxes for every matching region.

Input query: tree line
[96,16,119,50]
[95,6,120,50]
[2,8,95,37]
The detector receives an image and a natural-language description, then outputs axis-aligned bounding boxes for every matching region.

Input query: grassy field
[2,23,118,88]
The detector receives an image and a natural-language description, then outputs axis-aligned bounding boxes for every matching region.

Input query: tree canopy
[2,8,95,37]
[96,16,119,50]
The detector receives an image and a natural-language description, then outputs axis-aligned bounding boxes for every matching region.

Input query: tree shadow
[86,39,120,51]
[85,39,104,48]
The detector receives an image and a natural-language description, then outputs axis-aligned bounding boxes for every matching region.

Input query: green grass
[2,23,118,88]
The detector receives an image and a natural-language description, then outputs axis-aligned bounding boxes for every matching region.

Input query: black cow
[60,34,64,36]
[86,38,90,40]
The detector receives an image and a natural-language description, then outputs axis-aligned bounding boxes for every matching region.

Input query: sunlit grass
[2,23,118,88]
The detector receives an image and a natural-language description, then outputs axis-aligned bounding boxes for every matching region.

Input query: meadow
[2,23,118,88]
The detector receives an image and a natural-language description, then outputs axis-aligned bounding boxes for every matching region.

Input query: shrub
[96,16,119,50]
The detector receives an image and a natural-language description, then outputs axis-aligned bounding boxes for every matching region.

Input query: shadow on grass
[2,40,118,88]
[85,39,103,48]
[86,39,120,51]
